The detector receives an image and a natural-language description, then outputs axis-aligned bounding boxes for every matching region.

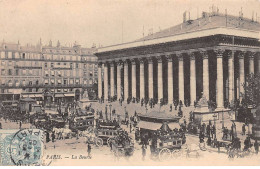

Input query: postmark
[0,129,44,166]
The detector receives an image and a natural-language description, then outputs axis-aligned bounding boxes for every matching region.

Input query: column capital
[247,51,256,59]
[226,50,233,59]
[123,59,128,64]
[165,55,173,62]
[214,49,225,58]
[139,58,145,64]
[156,56,163,63]
[147,57,153,64]
[238,51,246,59]
[176,53,183,61]
[98,62,103,67]
[115,60,123,66]
[200,50,209,59]
[109,61,115,67]
[130,58,136,65]
[189,52,196,60]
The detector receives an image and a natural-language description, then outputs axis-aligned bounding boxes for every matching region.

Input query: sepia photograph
[0,0,260,166]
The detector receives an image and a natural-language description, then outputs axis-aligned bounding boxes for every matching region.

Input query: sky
[0,0,260,48]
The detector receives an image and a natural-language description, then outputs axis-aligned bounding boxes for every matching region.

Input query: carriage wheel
[159,148,171,161]
[87,126,94,134]
[95,138,103,147]
[171,149,181,159]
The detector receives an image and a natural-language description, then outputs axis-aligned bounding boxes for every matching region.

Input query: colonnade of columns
[98,49,260,108]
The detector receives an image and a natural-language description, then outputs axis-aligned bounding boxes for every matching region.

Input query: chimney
[183,11,187,23]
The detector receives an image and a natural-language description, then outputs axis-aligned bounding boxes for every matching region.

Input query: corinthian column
[116,61,122,100]
[227,50,234,104]
[98,63,102,99]
[166,55,173,104]
[248,52,255,74]
[140,59,145,100]
[131,59,136,98]
[238,51,245,100]
[110,62,115,97]
[148,58,154,99]
[215,49,224,108]
[157,56,163,100]
[123,60,129,101]
[190,52,196,105]
[202,51,209,100]
[178,53,184,102]
[104,62,108,101]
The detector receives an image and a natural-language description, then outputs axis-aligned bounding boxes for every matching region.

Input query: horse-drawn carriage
[95,119,120,145]
[110,130,134,158]
[137,112,186,161]
[69,111,95,132]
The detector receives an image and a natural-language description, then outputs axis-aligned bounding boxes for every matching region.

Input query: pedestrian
[142,145,146,161]
[19,121,22,129]
[130,123,132,133]
[87,143,92,158]
[254,140,259,154]
[242,124,246,135]
[170,104,172,112]
[46,131,50,143]
[51,131,55,143]
[0,122,2,129]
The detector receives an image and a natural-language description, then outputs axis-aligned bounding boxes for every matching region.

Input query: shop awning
[137,121,162,131]
[55,94,64,98]
[168,122,180,130]
[64,93,75,97]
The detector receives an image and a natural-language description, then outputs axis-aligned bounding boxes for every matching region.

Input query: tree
[243,73,260,108]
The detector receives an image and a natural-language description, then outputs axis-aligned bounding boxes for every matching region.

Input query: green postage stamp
[0,129,44,166]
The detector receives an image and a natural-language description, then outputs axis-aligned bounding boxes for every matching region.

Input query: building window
[15,69,19,76]
[22,53,25,59]
[51,63,54,67]
[29,81,32,86]
[29,88,32,92]
[70,63,73,68]
[57,62,60,65]
[36,88,38,92]
[8,69,12,75]
[12,52,15,59]
[64,63,66,65]
[45,63,48,68]
[36,80,39,85]
[64,80,67,85]
[76,63,79,68]
[5,52,8,58]
[1,69,5,75]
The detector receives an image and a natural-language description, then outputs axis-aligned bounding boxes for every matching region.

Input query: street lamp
[213,114,218,139]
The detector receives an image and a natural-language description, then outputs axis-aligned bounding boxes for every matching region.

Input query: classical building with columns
[95,11,260,109]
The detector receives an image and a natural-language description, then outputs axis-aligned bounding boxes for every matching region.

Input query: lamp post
[213,114,218,139]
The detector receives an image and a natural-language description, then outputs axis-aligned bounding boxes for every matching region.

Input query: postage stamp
[0,129,44,166]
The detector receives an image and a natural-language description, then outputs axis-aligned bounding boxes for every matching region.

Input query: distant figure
[87,143,92,158]
[19,121,22,129]
[254,140,259,154]
[0,122,2,129]
[51,132,55,142]
[142,145,146,161]
[242,124,246,135]
[130,123,132,133]
[46,131,50,143]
